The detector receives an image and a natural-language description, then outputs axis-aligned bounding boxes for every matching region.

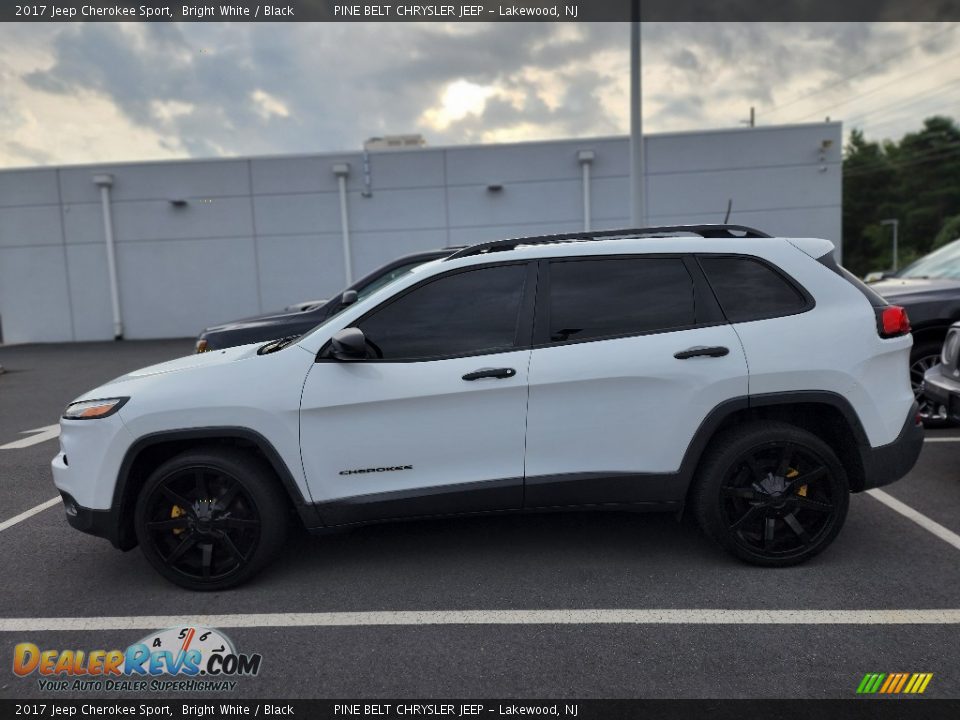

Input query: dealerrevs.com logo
[13,626,262,692]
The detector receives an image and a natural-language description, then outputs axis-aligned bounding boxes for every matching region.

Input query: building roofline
[0,121,842,174]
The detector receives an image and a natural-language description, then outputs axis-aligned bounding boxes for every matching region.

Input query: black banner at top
[5,0,960,22]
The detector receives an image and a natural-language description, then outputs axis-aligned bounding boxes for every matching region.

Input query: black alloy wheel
[135,448,288,591]
[692,422,849,567]
[720,443,842,561]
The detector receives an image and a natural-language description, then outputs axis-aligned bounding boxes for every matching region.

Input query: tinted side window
[357,264,526,360]
[817,250,887,308]
[547,258,696,343]
[699,256,808,322]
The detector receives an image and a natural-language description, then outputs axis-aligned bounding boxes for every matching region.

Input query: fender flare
[675,391,870,492]
[112,427,323,549]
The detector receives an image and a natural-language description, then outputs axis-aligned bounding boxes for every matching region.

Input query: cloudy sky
[0,21,957,168]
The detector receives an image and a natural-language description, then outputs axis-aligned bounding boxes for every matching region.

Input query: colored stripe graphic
[857,672,932,694]
[879,674,897,693]
[857,673,885,693]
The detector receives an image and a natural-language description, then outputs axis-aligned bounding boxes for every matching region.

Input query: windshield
[290,257,440,346]
[355,259,427,301]
[896,238,960,280]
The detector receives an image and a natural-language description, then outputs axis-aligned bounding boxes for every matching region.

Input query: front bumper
[52,414,136,549]
[858,401,924,490]
[922,364,960,422]
[58,490,128,548]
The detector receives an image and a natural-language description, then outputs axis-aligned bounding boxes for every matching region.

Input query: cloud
[0,21,958,168]
[3,140,53,166]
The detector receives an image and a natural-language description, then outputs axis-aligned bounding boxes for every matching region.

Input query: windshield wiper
[257,335,300,355]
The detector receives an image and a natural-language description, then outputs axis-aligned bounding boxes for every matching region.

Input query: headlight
[62,397,129,420]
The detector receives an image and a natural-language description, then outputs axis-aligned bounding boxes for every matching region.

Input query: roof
[445,224,772,261]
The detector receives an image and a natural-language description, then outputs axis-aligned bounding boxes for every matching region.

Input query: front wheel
[134,447,289,591]
[690,422,849,567]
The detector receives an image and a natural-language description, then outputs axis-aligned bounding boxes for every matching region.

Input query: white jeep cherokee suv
[53,225,924,590]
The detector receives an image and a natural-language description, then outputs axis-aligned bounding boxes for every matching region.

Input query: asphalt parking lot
[0,340,958,700]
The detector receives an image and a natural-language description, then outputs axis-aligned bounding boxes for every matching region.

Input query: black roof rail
[444,224,772,261]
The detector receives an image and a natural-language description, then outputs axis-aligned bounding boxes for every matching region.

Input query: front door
[300,261,535,525]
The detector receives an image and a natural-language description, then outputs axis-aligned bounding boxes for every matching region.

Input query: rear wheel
[691,422,849,567]
[134,447,289,591]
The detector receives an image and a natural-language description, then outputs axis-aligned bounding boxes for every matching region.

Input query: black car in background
[870,238,960,423]
[923,322,960,423]
[196,248,458,352]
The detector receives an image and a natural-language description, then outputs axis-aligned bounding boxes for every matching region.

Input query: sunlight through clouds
[251,89,292,120]
[420,79,497,130]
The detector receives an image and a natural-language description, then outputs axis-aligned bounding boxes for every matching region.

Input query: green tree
[933,213,960,250]
[843,116,960,276]
[842,129,895,275]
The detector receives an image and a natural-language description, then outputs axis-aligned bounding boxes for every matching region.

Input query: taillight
[876,305,911,338]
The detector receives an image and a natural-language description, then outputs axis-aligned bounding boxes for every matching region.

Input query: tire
[134,447,289,591]
[690,421,849,567]
[911,341,951,428]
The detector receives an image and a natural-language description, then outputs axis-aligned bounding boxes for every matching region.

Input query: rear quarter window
[816,250,888,308]
[698,255,811,323]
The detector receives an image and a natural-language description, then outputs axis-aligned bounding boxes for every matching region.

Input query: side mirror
[330,327,367,360]
[340,290,358,307]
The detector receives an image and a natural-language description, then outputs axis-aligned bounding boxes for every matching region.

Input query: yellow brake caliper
[787,468,808,496]
[171,504,185,534]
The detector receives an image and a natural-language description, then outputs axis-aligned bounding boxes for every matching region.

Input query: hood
[870,276,960,301]
[109,342,264,383]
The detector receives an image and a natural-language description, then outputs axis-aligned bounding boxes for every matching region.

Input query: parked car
[195,248,460,352]
[283,299,327,313]
[922,322,960,423]
[53,224,923,590]
[869,237,960,423]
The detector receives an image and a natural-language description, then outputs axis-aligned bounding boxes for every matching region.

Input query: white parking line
[0,496,61,532]
[867,489,960,552]
[924,436,960,443]
[0,424,60,450]
[0,608,959,632]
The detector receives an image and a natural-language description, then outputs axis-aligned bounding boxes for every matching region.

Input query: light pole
[881,219,899,272]
[629,7,645,227]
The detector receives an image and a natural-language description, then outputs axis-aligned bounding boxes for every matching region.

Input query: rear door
[523,255,749,507]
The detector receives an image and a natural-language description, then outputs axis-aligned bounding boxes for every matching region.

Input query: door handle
[674,346,730,360]
[462,367,517,381]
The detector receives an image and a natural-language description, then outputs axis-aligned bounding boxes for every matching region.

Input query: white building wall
[0,123,842,344]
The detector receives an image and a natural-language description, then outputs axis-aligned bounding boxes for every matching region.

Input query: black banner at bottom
[2,699,960,720]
